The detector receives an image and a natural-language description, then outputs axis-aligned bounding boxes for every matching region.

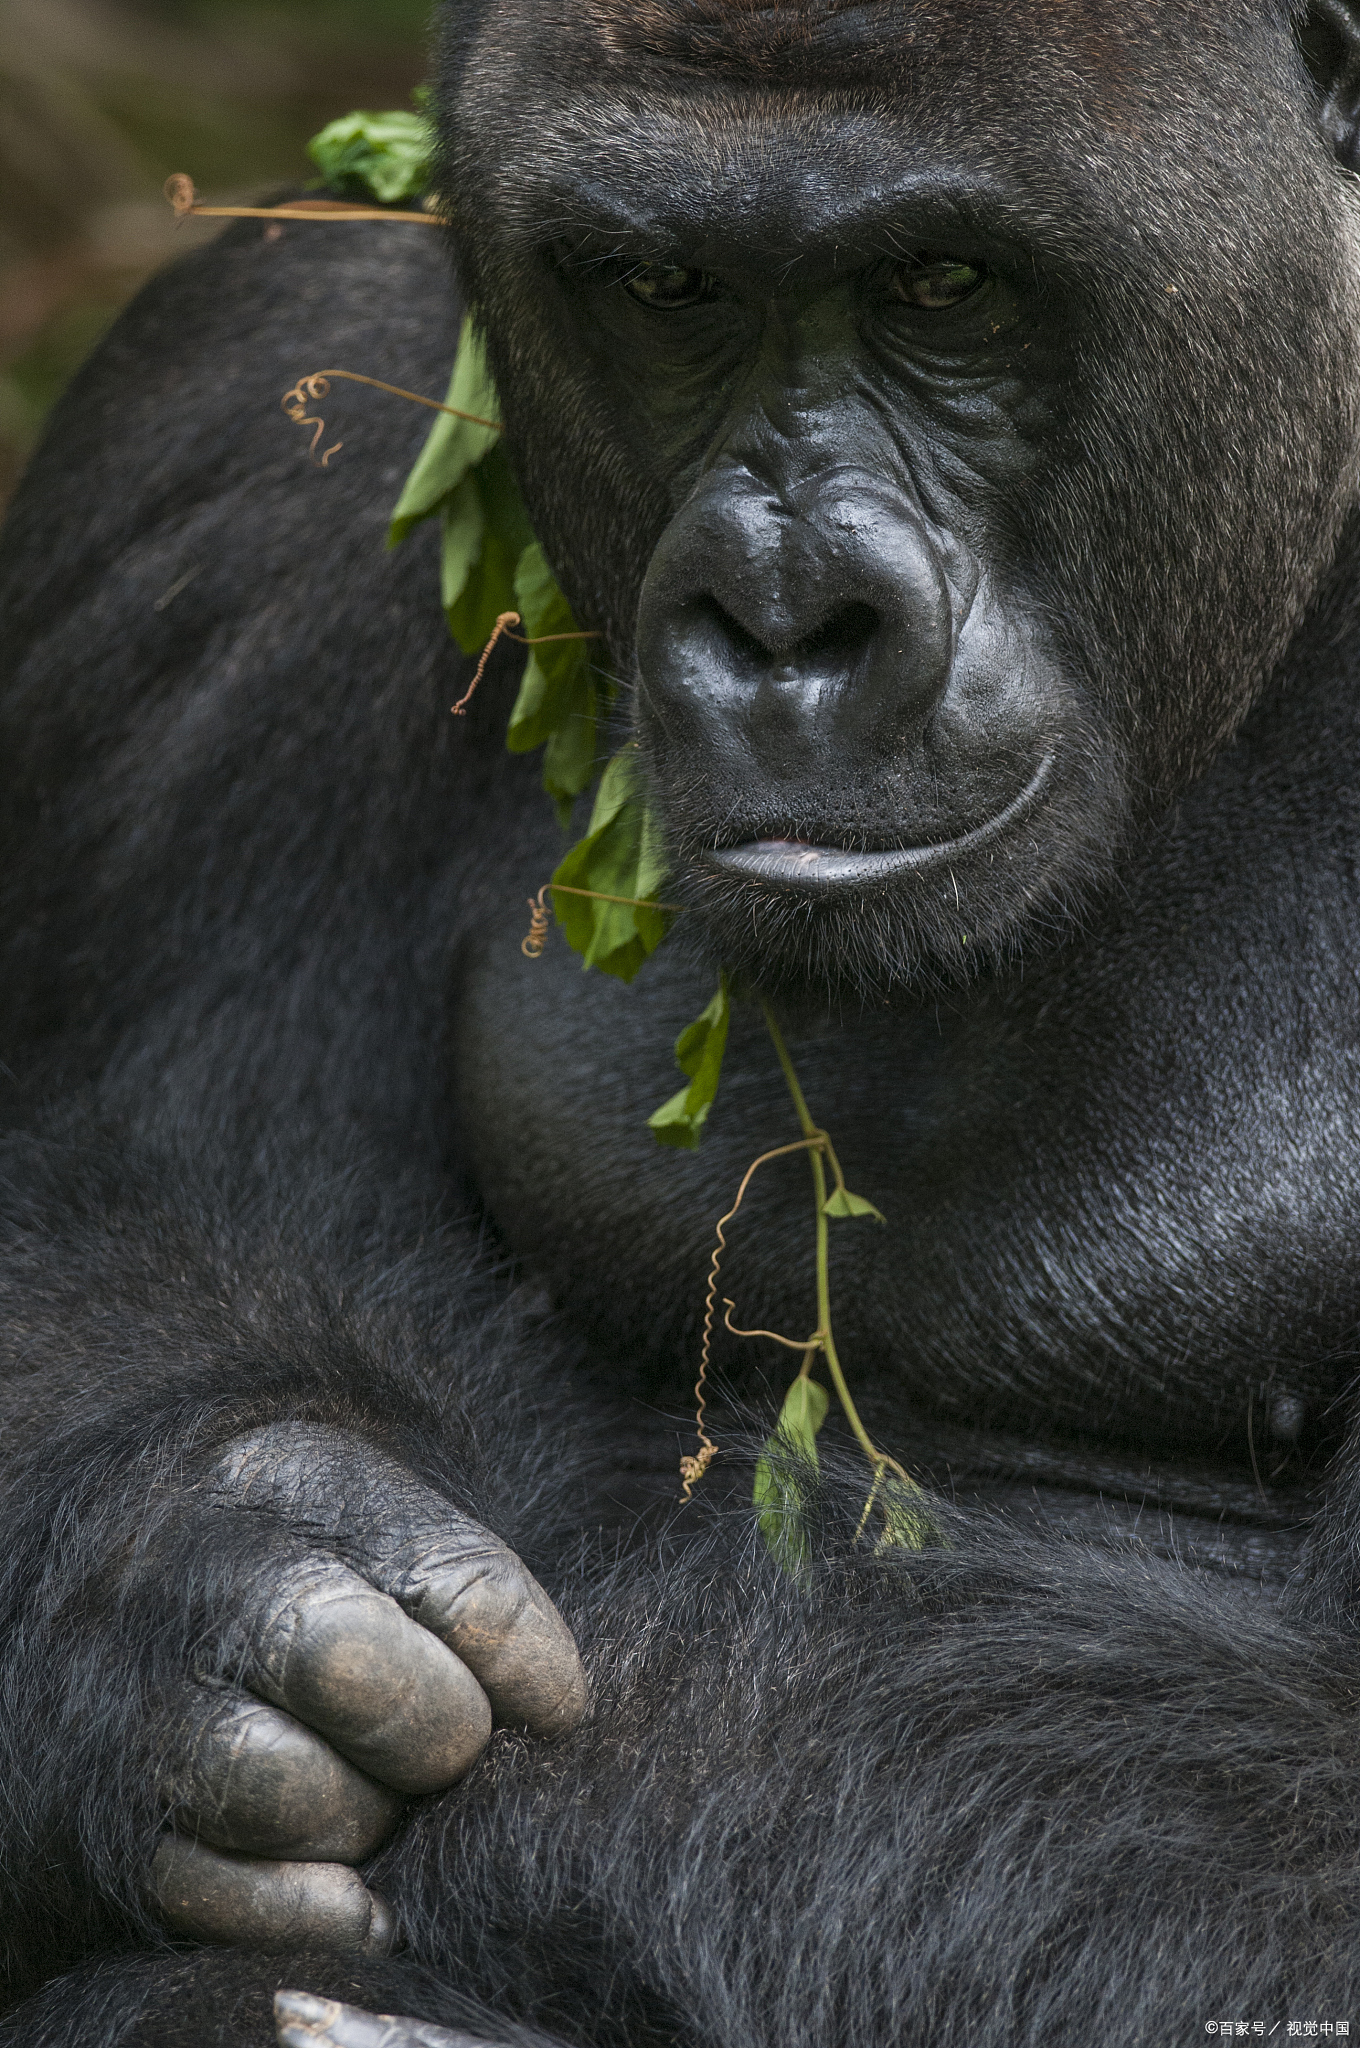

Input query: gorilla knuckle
[152,1837,396,1956]
[241,1569,492,1793]
[164,1689,403,1861]
[403,1542,533,1645]
[402,1551,587,1735]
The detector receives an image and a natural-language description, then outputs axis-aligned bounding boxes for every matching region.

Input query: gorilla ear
[1299,0,1360,168]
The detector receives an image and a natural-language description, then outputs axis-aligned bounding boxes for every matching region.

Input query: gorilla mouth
[707,752,1056,890]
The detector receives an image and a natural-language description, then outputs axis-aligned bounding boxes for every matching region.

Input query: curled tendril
[678,1443,718,1493]
[164,174,439,227]
[681,1134,827,1499]
[281,376,342,467]
[454,611,521,714]
[455,612,601,718]
[520,881,683,958]
[721,1300,823,1350]
[522,886,553,959]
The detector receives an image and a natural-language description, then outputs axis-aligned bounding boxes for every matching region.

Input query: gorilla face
[619,201,1109,998]
[437,0,1360,1000]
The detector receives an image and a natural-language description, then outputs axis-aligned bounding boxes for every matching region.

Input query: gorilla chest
[451,920,1345,1465]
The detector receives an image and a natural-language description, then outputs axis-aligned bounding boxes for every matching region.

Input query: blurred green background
[0,0,431,506]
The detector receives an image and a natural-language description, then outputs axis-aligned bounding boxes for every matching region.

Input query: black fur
[12,1486,1360,2044]
[6,0,1360,2041]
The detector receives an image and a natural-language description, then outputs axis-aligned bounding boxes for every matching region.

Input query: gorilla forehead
[479,0,1315,276]
[558,0,1277,90]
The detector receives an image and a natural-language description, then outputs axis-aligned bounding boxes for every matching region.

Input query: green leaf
[388,316,503,546]
[822,1187,886,1223]
[513,541,580,653]
[541,700,600,824]
[429,450,535,657]
[754,1375,830,1574]
[478,443,536,562]
[307,106,433,205]
[648,979,730,1149]
[507,543,602,819]
[391,330,601,796]
[438,469,524,654]
[436,473,482,606]
[870,1473,935,1553]
[775,1373,830,1459]
[550,753,673,981]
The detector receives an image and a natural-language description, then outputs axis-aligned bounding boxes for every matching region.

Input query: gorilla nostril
[691,593,881,672]
[691,593,771,669]
[798,600,880,662]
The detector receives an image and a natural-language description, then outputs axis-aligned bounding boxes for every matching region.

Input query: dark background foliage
[0,0,429,507]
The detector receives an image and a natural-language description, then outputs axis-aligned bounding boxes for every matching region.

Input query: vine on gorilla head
[387,319,677,986]
[384,313,931,1559]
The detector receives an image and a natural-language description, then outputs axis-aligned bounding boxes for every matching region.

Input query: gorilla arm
[0,1151,585,1991]
[11,1467,1360,2046]
[119,1468,1360,2046]
[0,212,583,1994]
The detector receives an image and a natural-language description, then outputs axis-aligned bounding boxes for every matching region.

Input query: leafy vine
[260,104,936,1564]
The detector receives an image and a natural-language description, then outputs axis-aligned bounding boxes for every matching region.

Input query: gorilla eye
[891,256,986,310]
[623,264,713,309]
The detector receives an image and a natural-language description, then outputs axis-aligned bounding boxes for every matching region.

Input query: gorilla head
[435,0,1360,999]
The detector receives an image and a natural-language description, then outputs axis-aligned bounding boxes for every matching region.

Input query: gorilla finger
[152,1837,397,1955]
[275,1991,502,2048]
[245,1554,492,1793]
[163,1687,404,1861]
[213,1428,585,1739]
[368,1533,586,1739]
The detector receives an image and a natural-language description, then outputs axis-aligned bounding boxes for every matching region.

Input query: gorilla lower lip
[710,755,1056,888]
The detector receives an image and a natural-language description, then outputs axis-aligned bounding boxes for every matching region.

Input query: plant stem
[761,1004,892,1474]
[763,1004,818,1140]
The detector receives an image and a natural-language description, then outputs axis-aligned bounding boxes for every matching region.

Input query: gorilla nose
[691,592,883,669]
[636,471,955,773]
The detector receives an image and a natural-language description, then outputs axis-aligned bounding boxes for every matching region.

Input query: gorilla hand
[147,1424,586,1952]
[275,1991,506,2047]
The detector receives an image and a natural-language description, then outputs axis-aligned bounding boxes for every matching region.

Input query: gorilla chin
[651,732,1128,1007]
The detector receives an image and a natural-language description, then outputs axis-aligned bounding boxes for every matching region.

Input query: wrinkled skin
[144,1428,583,1953]
[6,1,1360,2045]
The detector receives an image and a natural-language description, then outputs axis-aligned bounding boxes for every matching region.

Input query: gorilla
[4,0,1360,2041]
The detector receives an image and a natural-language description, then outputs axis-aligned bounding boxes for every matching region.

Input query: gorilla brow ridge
[579,0,890,70]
